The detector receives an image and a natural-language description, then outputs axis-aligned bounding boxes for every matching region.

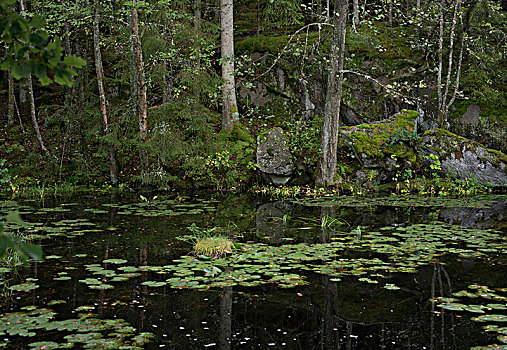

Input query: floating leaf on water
[79,278,101,285]
[10,283,39,292]
[47,300,66,306]
[103,259,128,265]
[473,315,507,323]
[453,290,478,298]
[141,281,167,287]
[0,268,11,273]
[74,254,87,258]
[463,305,486,314]
[54,276,72,281]
[487,304,507,311]
[45,255,63,260]
[88,284,114,290]
[29,341,60,349]
[439,303,467,311]
[384,283,401,290]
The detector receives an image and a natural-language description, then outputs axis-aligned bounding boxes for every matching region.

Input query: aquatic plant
[433,284,507,349]
[178,224,234,258]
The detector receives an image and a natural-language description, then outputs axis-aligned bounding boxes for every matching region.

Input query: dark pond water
[0,193,506,349]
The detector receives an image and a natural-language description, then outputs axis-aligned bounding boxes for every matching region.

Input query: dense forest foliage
[1,0,506,194]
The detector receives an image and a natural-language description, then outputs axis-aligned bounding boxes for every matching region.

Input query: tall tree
[316,0,348,186]
[93,0,119,185]
[131,0,149,179]
[437,0,464,127]
[221,0,239,129]
[19,0,51,159]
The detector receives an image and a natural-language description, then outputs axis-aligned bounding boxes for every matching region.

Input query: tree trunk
[93,0,119,185]
[353,0,359,29]
[316,0,348,186]
[20,0,51,159]
[388,0,393,26]
[7,68,15,126]
[131,0,149,179]
[438,0,462,127]
[221,0,239,130]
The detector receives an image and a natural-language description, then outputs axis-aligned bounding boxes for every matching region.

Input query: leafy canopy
[0,0,85,86]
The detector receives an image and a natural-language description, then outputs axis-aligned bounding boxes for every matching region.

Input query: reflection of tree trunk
[219,287,232,350]
[322,275,340,349]
[346,321,352,350]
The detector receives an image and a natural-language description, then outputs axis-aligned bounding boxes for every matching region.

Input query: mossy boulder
[423,128,507,186]
[257,127,293,184]
[335,110,420,184]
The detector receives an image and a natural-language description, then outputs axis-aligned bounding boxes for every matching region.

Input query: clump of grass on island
[194,234,233,258]
[177,224,234,259]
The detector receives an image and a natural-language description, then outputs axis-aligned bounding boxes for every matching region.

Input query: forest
[0,1,506,349]
[0,0,505,195]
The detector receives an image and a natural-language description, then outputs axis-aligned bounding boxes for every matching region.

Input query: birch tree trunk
[93,0,119,185]
[131,0,149,179]
[353,0,359,29]
[437,0,463,127]
[7,69,15,126]
[316,0,348,186]
[221,0,239,130]
[20,0,51,159]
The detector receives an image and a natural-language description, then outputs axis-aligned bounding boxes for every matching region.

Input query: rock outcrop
[423,129,507,186]
[256,127,293,184]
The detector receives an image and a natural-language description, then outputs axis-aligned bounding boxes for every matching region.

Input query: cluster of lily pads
[0,305,153,349]
[100,197,217,217]
[293,194,506,209]
[434,284,506,349]
[27,221,502,292]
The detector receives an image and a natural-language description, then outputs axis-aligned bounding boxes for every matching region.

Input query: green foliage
[0,0,85,86]
[387,129,422,147]
[0,211,43,265]
[0,160,11,193]
[285,118,322,179]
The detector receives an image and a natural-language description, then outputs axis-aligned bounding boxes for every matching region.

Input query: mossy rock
[423,128,507,186]
[335,110,420,185]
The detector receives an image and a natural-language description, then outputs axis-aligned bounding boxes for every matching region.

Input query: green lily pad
[473,315,507,323]
[103,259,128,265]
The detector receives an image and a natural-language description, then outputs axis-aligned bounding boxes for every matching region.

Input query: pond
[0,193,506,349]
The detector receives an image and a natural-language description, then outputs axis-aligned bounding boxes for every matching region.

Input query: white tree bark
[221,0,239,129]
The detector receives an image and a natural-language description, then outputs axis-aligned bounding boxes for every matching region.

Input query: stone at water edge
[256,127,293,185]
[423,129,507,186]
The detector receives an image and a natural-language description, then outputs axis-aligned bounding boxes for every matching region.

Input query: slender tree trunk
[388,0,393,26]
[441,0,461,123]
[20,0,51,159]
[316,0,348,186]
[7,68,15,126]
[93,0,119,185]
[438,0,463,127]
[437,0,444,124]
[131,0,149,179]
[221,0,239,129]
[353,0,359,30]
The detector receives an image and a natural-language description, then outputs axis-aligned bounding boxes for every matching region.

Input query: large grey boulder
[256,127,293,184]
[424,129,507,186]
